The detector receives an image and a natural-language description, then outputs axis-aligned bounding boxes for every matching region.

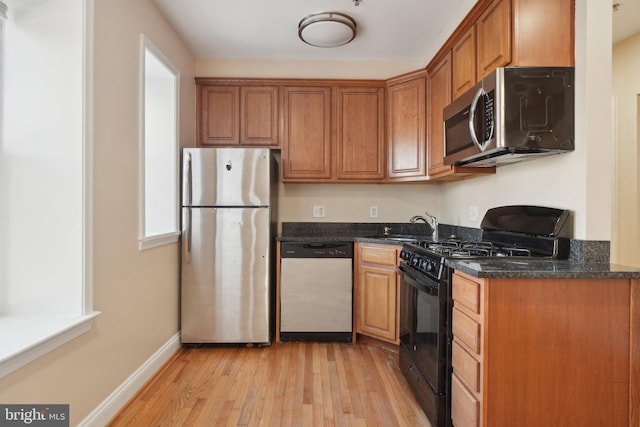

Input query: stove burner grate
[416,239,535,258]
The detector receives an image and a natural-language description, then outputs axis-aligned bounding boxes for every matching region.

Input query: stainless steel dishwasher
[280,242,353,342]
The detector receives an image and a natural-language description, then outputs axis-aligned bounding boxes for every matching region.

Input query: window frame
[138,35,181,251]
[0,0,100,379]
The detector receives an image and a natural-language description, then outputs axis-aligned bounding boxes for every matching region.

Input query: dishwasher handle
[280,242,353,258]
[302,243,339,249]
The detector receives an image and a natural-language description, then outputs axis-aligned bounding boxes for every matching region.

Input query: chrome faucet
[410,210,438,241]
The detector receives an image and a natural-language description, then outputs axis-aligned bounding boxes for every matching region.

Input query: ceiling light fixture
[298,12,357,48]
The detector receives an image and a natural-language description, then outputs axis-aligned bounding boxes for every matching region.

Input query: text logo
[0,405,69,427]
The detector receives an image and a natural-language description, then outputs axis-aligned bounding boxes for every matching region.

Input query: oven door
[398,263,449,395]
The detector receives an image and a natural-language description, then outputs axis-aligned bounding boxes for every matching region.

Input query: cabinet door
[335,87,385,181]
[358,264,397,342]
[240,86,279,146]
[476,0,512,80]
[511,0,574,66]
[427,53,453,177]
[198,86,239,146]
[452,26,477,100]
[387,76,427,180]
[282,87,332,181]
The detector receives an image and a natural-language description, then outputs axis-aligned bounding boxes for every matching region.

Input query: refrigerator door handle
[185,151,193,206]
[184,208,192,263]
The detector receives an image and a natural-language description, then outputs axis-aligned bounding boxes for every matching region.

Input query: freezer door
[181,206,271,343]
[182,148,271,207]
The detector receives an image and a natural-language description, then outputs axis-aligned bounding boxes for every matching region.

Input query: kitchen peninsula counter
[447,258,640,279]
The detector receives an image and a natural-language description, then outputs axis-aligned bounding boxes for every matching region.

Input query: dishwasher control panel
[280,242,353,258]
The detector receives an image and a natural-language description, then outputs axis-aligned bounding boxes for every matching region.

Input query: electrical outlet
[369,206,378,218]
[312,205,325,218]
[469,205,479,221]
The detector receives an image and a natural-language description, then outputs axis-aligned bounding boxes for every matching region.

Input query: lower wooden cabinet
[450,271,638,426]
[451,272,484,427]
[354,243,402,344]
[451,373,480,427]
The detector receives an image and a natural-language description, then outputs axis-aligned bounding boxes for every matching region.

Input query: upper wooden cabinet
[282,84,386,183]
[476,0,512,79]
[511,0,574,67]
[386,70,427,181]
[196,82,279,147]
[240,86,279,146]
[197,85,239,146]
[452,27,477,100]
[335,87,385,181]
[448,0,573,102]
[282,86,332,181]
[427,53,453,178]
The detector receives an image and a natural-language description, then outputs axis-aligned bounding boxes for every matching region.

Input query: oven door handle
[397,264,440,296]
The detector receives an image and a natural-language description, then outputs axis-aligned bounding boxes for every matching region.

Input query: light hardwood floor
[108,338,431,426]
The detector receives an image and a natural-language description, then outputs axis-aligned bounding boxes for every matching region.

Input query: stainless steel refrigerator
[180,147,277,344]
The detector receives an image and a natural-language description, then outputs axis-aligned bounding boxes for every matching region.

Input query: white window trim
[0,313,100,378]
[138,34,181,251]
[0,0,100,379]
[139,231,181,250]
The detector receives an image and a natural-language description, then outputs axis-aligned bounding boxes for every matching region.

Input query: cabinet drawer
[452,340,480,393]
[451,373,480,427]
[452,307,481,354]
[360,245,398,266]
[453,273,481,314]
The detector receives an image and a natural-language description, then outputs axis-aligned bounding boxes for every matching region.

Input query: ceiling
[612,0,640,44]
[153,0,640,62]
[152,0,475,62]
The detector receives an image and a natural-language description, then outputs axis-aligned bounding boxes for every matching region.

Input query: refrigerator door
[182,148,271,207]
[181,206,271,343]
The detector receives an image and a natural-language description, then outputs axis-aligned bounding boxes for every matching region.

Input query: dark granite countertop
[446,258,640,279]
[278,222,640,279]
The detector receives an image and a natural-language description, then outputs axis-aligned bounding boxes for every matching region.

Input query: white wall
[279,183,442,225]
[0,0,196,424]
[613,32,640,267]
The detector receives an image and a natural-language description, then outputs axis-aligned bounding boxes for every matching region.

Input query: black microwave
[443,66,575,167]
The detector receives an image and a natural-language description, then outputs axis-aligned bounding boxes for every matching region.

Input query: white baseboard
[78,332,181,427]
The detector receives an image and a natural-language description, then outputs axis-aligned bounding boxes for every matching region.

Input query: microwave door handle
[468,87,485,151]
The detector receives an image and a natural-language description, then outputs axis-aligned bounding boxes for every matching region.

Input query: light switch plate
[369,206,378,218]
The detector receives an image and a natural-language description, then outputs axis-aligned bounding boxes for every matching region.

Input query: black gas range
[402,204,572,274]
[397,205,572,427]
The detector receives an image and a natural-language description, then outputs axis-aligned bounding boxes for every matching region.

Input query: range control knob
[411,256,420,268]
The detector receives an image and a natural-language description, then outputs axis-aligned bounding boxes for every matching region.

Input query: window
[139,36,180,250]
[0,0,98,379]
